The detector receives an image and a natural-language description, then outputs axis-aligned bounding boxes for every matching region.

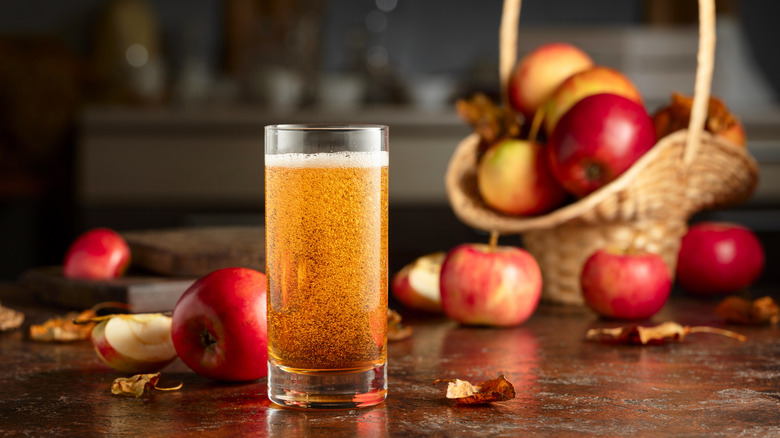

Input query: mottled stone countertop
[1,282,778,437]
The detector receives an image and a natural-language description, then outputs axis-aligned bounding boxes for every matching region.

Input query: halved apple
[391,252,446,313]
[91,314,177,373]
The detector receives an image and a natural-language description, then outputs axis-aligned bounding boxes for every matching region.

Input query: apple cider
[265,150,388,372]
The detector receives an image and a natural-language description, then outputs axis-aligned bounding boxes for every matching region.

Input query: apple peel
[585,321,747,346]
[716,296,779,326]
[434,374,516,405]
[110,373,182,398]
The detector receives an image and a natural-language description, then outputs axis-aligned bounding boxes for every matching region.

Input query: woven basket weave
[445,0,760,305]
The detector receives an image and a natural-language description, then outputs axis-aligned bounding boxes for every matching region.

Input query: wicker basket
[445,0,760,305]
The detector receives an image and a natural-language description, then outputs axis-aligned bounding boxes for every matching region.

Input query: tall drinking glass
[264,124,388,409]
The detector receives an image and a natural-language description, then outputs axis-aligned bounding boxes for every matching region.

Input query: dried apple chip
[29,302,131,342]
[111,373,182,398]
[585,321,746,345]
[29,308,97,342]
[434,374,516,405]
[716,296,779,326]
[0,302,24,331]
[387,309,412,341]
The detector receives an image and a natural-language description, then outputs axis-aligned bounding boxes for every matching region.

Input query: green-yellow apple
[171,267,268,382]
[477,139,567,215]
[439,243,542,327]
[508,42,594,120]
[63,228,130,279]
[391,252,445,313]
[581,248,672,320]
[91,313,178,373]
[676,222,765,296]
[544,66,644,135]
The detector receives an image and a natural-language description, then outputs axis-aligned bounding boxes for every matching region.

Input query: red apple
[581,248,672,320]
[171,267,268,382]
[63,228,131,279]
[391,252,445,313]
[676,222,765,296]
[477,139,567,216]
[439,243,541,327]
[544,66,644,135]
[548,93,656,198]
[91,313,177,373]
[508,42,594,120]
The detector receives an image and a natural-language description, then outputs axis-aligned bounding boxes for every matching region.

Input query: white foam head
[266,151,388,168]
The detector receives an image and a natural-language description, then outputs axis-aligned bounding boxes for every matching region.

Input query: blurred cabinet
[77,106,470,208]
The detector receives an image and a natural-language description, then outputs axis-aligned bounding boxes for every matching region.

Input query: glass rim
[265,124,388,132]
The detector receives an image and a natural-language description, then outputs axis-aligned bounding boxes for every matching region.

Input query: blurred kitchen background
[2,0,780,281]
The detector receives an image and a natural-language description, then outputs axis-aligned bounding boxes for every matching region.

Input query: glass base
[267,361,387,409]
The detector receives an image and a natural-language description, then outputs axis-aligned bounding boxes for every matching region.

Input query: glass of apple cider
[264,124,388,408]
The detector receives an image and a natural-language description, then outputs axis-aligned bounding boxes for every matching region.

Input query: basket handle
[498,0,716,168]
[499,0,521,109]
[684,0,716,167]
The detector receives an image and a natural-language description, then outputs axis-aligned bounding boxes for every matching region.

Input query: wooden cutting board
[20,266,195,312]
[122,226,266,276]
[20,226,265,311]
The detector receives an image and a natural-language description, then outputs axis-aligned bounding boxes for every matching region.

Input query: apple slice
[91,314,177,373]
[392,252,446,313]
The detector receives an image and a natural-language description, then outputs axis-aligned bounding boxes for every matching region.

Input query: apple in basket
[581,248,672,320]
[63,228,131,280]
[171,267,268,381]
[676,222,765,296]
[543,66,644,135]
[547,93,656,198]
[392,252,446,313]
[508,42,594,120]
[439,240,542,327]
[477,139,567,216]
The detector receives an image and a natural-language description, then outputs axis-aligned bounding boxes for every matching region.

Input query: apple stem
[73,315,114,325]
[626,237,638,255]
[154,382,184,391]
[489,230,500,252]
[688,326,747,342]
[528,107,544,143]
